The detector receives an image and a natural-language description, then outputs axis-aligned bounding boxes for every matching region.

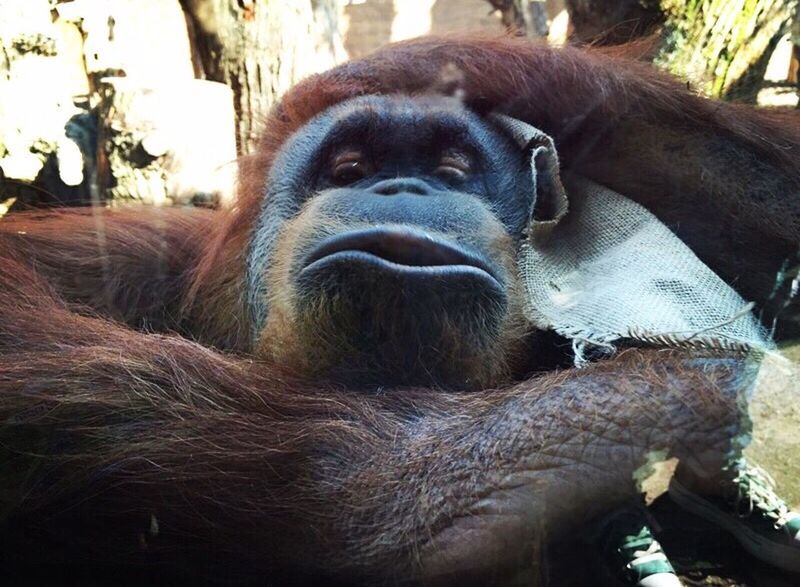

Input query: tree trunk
[656,0,797,102]
[180,0,345,154]
[561,0,796,103]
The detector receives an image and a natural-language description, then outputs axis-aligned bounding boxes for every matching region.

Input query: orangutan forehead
[317,95,501,149]
[328,95,472,126]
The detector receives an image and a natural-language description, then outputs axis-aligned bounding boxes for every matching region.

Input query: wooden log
[96,78,236,207]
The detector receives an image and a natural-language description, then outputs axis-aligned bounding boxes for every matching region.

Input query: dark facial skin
[247,95,537,389]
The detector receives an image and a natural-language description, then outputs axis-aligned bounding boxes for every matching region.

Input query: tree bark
[655,0,797,102]
[180,0,345,154]
[562,0,796,102]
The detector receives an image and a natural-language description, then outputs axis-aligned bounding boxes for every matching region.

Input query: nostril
[371,178,431,196]
[373,184,400,196]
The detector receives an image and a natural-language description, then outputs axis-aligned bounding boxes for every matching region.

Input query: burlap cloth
[493,115,771,366]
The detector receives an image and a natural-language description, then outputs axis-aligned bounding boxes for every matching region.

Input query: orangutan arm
[0,255,748,581]
[0,207,213,329]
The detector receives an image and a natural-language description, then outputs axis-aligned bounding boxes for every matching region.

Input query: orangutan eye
[434,151,471,181]
[331,151,371,185]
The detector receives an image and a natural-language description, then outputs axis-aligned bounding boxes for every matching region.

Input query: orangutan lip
[302,227,501,282]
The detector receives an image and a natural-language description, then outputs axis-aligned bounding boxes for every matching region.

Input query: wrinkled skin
[0,34,799,584]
